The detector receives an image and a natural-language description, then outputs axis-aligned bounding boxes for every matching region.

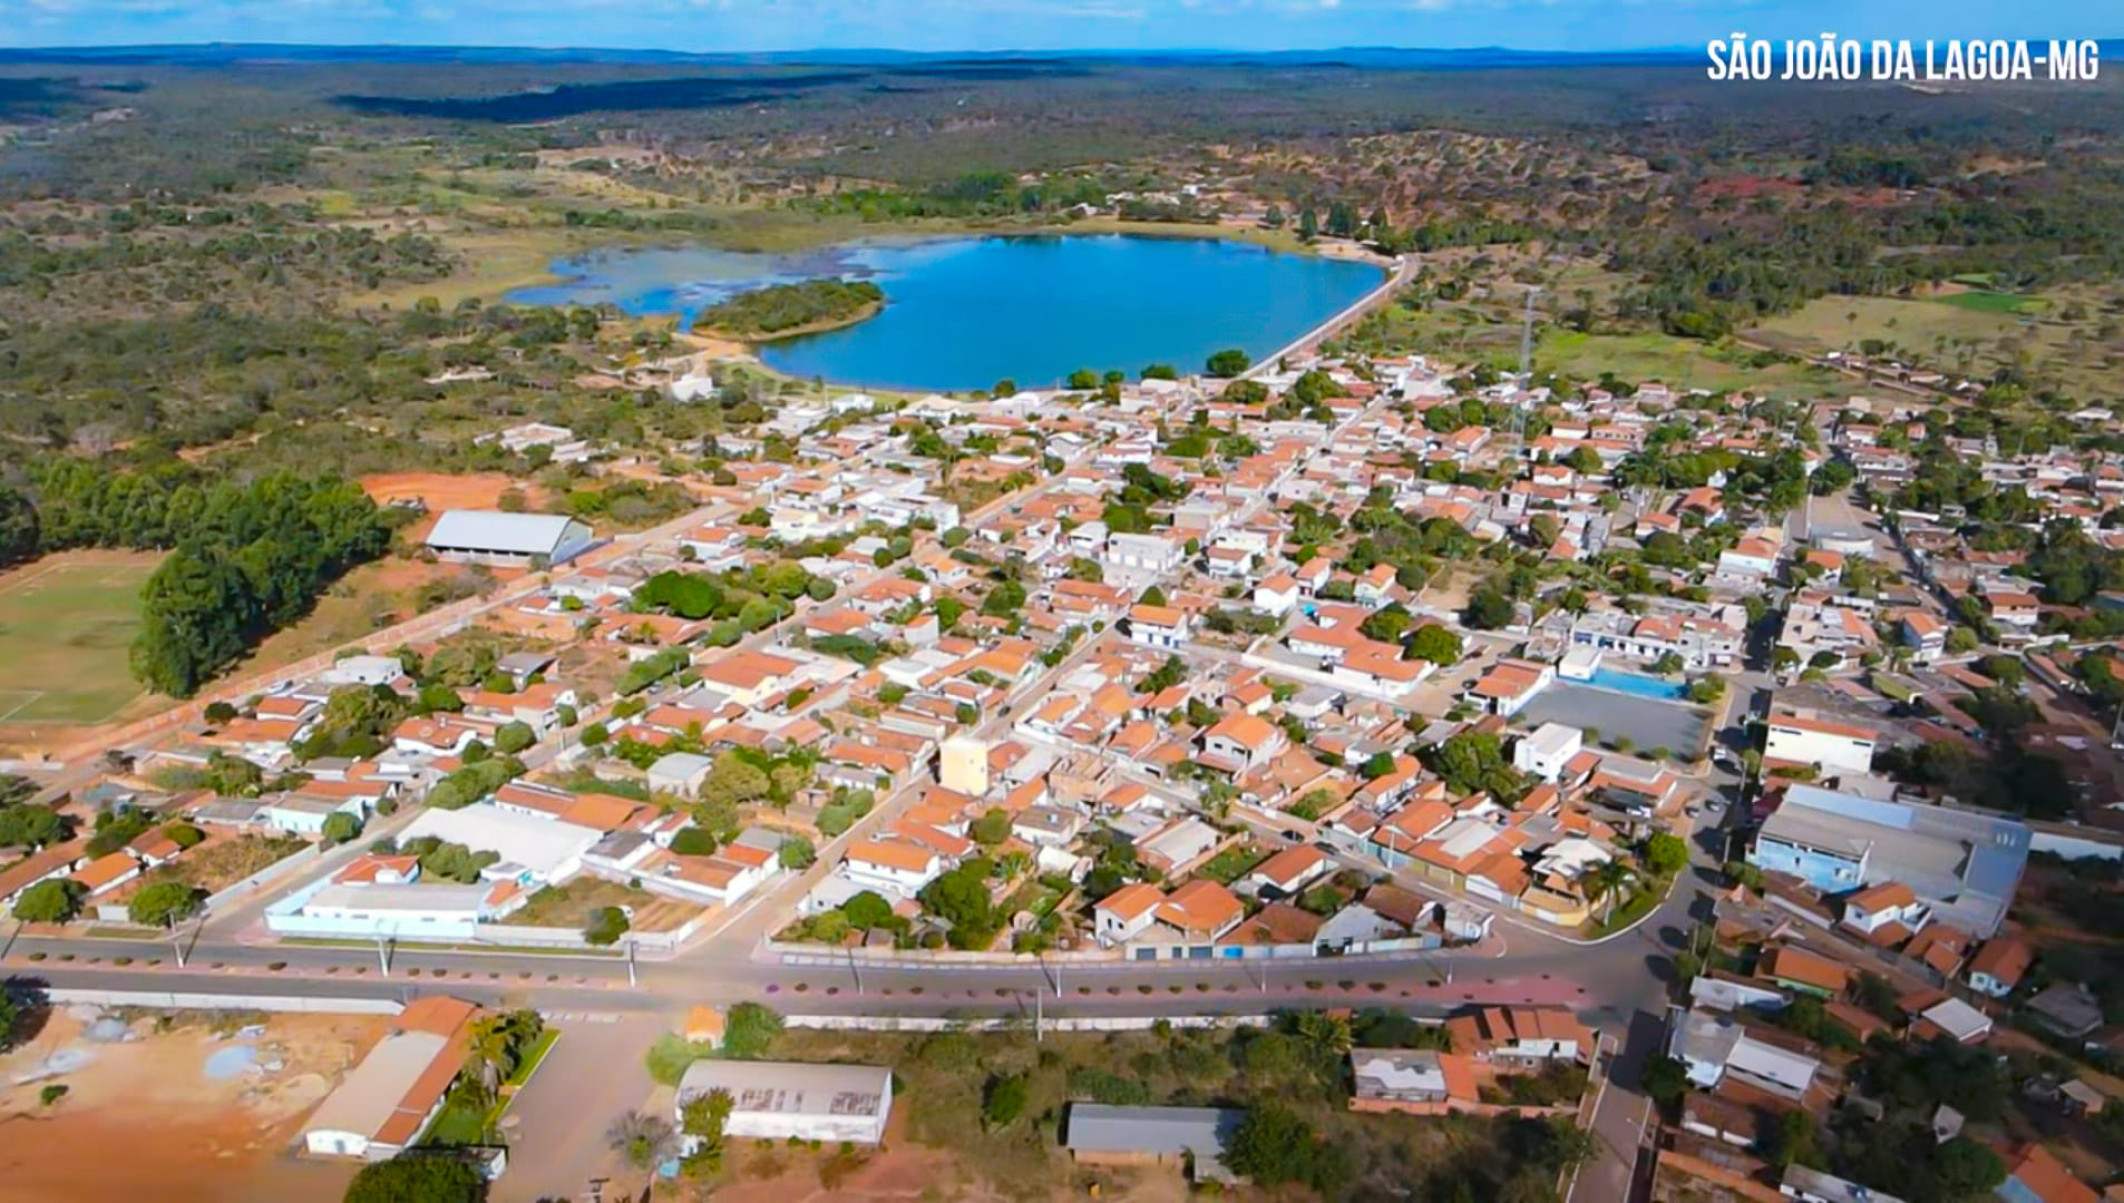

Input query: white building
[1106,532,1184,576]
[425,510,595,568]
[677,1060,893,1145]
[1513,723,1583,783]
[1763,710,1878,776]
[842,837,944,899]
[1125,604,1190,650]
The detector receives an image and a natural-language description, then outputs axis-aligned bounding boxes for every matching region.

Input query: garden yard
[498,877,699,933]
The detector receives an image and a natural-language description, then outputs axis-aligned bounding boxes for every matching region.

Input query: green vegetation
[8,465,394,696]
[0,554,161,723]
[694,278,884,339]
[344,1155,486,1203]
[745,1010,1593,1198]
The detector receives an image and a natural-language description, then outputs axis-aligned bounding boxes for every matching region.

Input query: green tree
[1226,1102,1320,1186]
[1408,623,1463,665]
[127,881,202,928]
[970,807,1012,846]
[1640,1056,1689,1109]
[670,827,718,856]
[1643,832,1689,876]
[344,1154,486,1203]
[584,906,630,946]
[678,1087,734,1178]
[12,878,84,924]
[0,486,38,568]
[921,863,1000,949]
[493,721,535,755]
[1464,588,1513,630]
[1205,348,1251,377]
[721,1002,784,1058]
[321,811,362,845]
[777,837,815,870]
[983,1073,1029,1129]
[0,805,70,848]
[843,891,893,931]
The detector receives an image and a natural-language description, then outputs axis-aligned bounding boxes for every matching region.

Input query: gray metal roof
[425,509,587,556]
[1064,1104,1241,1158]
[678,1059,889,1118]
[1765,784,2029,936]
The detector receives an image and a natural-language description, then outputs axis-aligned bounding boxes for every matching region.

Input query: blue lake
[508,233,1385,392]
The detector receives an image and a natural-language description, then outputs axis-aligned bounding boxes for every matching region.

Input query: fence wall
[204,844,325,913]
[783,1012,1271,1034]
[46,988,402,1015]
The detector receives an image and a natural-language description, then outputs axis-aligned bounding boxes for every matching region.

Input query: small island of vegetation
[694,278,885,340]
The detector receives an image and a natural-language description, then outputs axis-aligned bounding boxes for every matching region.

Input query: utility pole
[848,946,861,997]
[1034,988,1043,1043]
[1513,286,1541,440]
[625,936,637,989]
[376,936,392,977]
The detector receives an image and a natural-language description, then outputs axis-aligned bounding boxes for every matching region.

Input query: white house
[1106,533,1184,576]
[842,837,945,899]
[1839,880,1930,937]
[647,751,716,797]
[261,792,368,837]
[1513,723,1583,783]
[1126,604,1191,650]
[1668,1008,1819,1100]
[1093,882,1164,946]
[1763,710,1878,775]
[424,510,594,568]
[1252,573,1302,618]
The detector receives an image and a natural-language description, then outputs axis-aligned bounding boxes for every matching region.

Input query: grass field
[0,552,160,725]
[1338,297,1839,398]
[1935,289,2041,314]
[1746,285,2121,398]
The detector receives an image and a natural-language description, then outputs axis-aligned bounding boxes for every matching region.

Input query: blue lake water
[508,233,1384,392]
[1584,666,1693,702]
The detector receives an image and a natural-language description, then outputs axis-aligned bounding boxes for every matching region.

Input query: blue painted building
[1747,784,2029,937]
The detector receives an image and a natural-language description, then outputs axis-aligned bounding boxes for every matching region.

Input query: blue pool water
[509,233,1384,392]
[1583,666,1692,702]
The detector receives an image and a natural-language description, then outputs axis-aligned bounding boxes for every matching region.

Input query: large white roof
[425,509,586,555]
[400,802,601,879]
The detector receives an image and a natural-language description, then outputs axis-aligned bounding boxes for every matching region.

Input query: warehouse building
[424,510,594,568]
[676,1059,892,1145]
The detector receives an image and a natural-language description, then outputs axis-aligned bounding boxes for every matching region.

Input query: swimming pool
[1583,666,1692,702]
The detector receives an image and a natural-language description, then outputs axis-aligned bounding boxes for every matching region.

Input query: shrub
[343,1154,485,1203]
[583,906,630,946]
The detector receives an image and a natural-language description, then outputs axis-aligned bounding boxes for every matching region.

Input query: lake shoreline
[514,231,1387,392]
[696,297,886,344]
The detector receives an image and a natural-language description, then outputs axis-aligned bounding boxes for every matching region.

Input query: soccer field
[0,553,161,725]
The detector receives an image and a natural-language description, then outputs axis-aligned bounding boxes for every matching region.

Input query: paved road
[494,1012,664,1203]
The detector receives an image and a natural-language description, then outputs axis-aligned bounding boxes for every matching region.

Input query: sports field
[0,551,160,725]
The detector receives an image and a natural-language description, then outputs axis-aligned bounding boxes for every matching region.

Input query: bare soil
[0,1009,388,1203]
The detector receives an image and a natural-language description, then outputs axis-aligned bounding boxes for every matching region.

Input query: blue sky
[6,0,2114,53]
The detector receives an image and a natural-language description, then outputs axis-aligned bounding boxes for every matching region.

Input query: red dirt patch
[359,472,548,541]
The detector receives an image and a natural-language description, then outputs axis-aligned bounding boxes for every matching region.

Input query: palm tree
[1295,1011,1353,1058]
[1587,860,1637,923]
[606,1110,675,1170]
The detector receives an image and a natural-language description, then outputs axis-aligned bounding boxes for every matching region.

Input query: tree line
[4,462,392,695]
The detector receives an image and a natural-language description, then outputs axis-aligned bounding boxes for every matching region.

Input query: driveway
[494,1012,665,1203]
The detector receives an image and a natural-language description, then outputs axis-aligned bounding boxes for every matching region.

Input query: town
[4,313,2124,1203]
[4,15,2124,1203]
